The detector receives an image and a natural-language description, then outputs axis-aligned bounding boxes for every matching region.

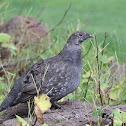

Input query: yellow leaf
[34,94,51,113]
[34,94,51,125]
[35,105,44,124]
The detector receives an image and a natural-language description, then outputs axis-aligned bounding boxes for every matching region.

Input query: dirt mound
[0,16,50,76]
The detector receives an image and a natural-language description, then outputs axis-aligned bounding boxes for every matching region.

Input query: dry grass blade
[95,35,103,105]
[84,71,91,100]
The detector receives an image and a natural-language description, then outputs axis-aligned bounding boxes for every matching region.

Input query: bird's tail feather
[0,89,18,112]
[0,78,22,112]
[0,97,14,112]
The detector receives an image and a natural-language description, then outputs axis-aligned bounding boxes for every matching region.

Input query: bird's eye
[78,33,83,36]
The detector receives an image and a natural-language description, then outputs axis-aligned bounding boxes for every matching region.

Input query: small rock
[110,62,125,84]
[0,16,50,75]
[0,16,49,45]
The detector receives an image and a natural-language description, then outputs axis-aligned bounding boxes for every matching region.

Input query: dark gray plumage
[0,31,93,112]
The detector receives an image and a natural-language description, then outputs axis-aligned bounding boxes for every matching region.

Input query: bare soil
[1,100,126,126]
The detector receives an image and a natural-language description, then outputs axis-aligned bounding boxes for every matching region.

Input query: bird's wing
[13,59,47,104]
[14,59,79,104]
[41,61,79,101]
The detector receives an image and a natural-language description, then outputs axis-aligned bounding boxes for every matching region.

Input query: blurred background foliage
[0,0,126,62]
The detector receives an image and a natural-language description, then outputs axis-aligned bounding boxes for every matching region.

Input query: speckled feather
[15,58,80,104]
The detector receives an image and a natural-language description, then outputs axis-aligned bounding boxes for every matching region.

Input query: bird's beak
[79,31,93,43]
[88,34,93,38]
[82,33,93,41]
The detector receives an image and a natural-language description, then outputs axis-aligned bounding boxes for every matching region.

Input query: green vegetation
[0,0,125,108]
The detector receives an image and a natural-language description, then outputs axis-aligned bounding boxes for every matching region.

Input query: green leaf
[82,71,90,78]
[100,82,108,90]
[67,93,74,100]
[6,71,15,76]
[0,77,4,81]
[0,84,5,89]
[82,79,89,83]
[92,107,103,117]
[42,124,48,126]
[16,115,29,126]
[0,95,5,104]
[98,55,108,63]
[109,80,125,100]
[120,87,126,101]
[10,49,17,56]
[8,43,17,50]
[3,43,17,50]
[110,108,126,126]
[0,33,11,44]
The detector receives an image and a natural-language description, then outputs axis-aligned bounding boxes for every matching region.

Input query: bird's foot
[51,103,61,110]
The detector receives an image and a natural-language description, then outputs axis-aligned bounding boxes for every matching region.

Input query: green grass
[0,0,126,62]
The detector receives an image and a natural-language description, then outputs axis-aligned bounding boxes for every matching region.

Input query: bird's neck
[59,43,82,67]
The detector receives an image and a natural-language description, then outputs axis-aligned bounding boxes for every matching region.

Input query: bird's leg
[51,101,61,110]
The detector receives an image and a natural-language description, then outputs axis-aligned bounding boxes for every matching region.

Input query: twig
[41,37,58,54]
[0,62,16,69]
[32,115,37,126]
[49,4,71,33]
[100,32,107,70]
[84,71,91,100]
[40,23,70,54]
[124,56,126,79]
[83,43,92,58]
[43,4,71,37]
[102,32,107,56]
[95,35,103,105]
[0,56,36,70]
[33,4,72,55]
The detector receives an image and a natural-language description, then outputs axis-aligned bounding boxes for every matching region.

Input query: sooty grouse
[0,31,93,112]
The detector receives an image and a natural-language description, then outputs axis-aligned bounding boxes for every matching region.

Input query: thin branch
[84,71,91,100]
[33,4,71,55]
[102,32,107,56]
[124,56,126,79]
[95,35,103,105]
[41,37,58,54]
[0,56,36,70]
[49,4,71,33]
[43,4,71,37]
[32,115,37,126]
[100,32,107,70]
[83,43,92,58]
[105,83,113,94]
[0,62,16,69]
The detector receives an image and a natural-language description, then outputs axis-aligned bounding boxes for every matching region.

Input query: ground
[1,100,126,126]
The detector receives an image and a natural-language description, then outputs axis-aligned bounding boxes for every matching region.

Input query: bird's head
[67,31,93,45]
